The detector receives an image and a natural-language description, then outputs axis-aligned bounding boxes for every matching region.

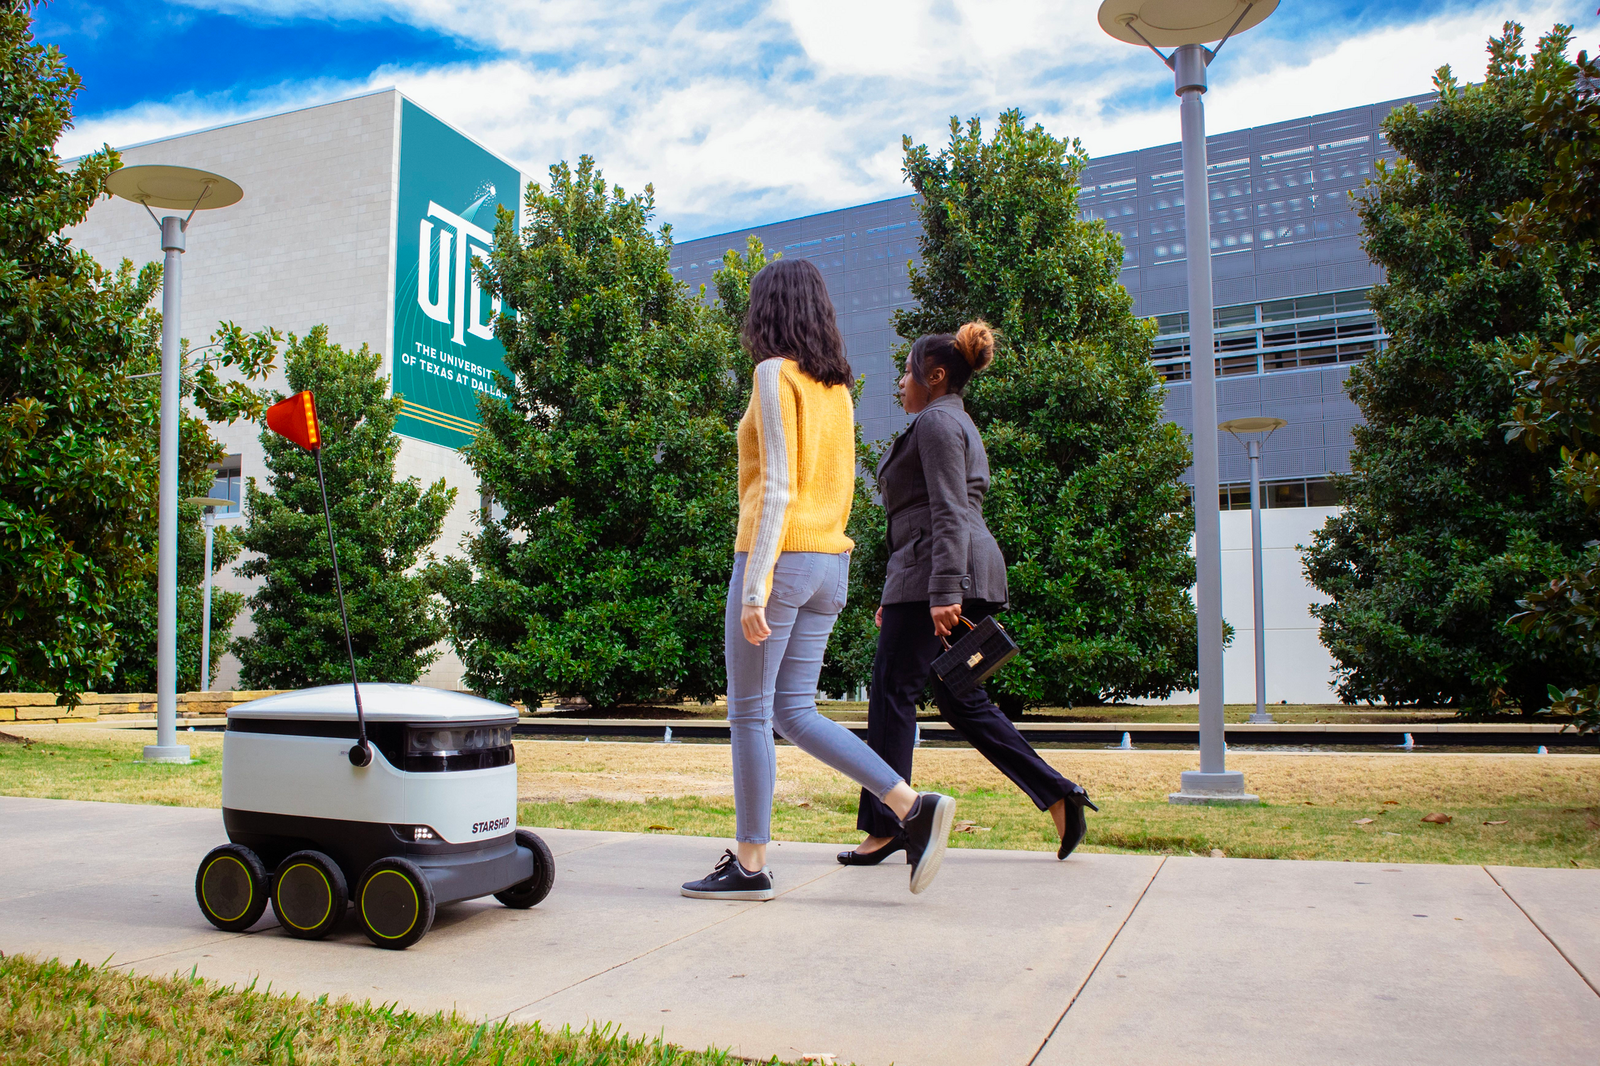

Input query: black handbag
[932,614,1019,698]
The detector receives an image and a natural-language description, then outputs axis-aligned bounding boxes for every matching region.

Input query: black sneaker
[900,792,955,895]
[680,850,775,901]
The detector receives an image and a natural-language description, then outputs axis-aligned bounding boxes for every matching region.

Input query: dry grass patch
[518,743,1600,869]
[514,742,1600,808]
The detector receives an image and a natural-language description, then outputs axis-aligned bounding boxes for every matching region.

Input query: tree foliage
[1499,44,1600,732]
[431,159,754,709]
[106,503,245,694]
[234,327,453,688]
[0,3,157,702]
[0,4,273,703]
[1305,24,1596,714]
[891,110,1199,709]
[103,324,279,694]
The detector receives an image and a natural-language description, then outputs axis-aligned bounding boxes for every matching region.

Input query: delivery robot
[192,389,551,949]
[194,682,552,949]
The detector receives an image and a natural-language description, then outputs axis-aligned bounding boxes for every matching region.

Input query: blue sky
[46,0,1597,240]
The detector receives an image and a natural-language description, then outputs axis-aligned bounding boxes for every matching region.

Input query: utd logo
[416,198,502,347]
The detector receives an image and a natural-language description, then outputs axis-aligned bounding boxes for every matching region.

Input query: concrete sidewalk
[1,796,1596,1065]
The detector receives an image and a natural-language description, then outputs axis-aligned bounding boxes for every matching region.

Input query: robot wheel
[196,844,270,932]
[495,829,555,909]
[356,856,436,950]
[270,850,348,940]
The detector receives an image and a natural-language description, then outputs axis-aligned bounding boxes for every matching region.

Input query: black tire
[356,857,435,950]
[196,844,269,932]
[494,829,555,909]
[270,850,348,940]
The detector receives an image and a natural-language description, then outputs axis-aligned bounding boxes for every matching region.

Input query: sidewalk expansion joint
[1027,855,1166,1066]
[1483,865,1599,999]
[490,851,848,1022]
[107,932,250,972]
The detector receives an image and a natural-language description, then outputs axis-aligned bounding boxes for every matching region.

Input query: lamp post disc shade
[104,165,243,210]
[1219,417,1288,434]
[1098,0,1278,45]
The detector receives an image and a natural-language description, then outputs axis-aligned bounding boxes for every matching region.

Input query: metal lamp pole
[185,496,236,691]
[201,509,215,690]
[1099,0,1275,804]
[105,166,243,761]
[1247,439,1267,723]
[1175,45,1231,796]
[1222,417,1287,725]
[151,215,187,761]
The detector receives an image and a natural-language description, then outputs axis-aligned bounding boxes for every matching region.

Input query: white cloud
[64,0,1594,239]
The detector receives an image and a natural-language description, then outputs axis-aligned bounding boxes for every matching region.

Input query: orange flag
[265,390,321,451]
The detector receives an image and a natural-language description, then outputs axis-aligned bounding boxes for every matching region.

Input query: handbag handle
[937,614,976,651]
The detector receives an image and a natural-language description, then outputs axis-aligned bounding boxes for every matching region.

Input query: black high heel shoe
[1057,787,1099,860]
[837,834,908,866]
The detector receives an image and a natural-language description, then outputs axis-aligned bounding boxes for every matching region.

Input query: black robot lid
[227,683,517,724]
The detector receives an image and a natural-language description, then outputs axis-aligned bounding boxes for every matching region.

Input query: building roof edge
[69,87,530,184]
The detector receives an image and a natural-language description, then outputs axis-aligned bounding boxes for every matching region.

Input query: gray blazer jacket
[876,393,1009,607]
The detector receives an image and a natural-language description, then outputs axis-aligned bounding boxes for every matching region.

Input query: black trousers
[856,600,1079,837]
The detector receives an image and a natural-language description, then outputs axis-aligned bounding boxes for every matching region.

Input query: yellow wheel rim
[362,870,420,940]
[275,863,333,930]
[202,855,253,923]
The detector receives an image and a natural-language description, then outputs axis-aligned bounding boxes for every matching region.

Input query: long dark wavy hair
[741,258,852,387]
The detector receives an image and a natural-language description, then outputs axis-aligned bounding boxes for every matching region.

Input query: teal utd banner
[391,98,521,448]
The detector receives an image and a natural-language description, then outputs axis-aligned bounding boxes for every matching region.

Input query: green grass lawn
[7,723,1594,868]
[0,954,798,1066]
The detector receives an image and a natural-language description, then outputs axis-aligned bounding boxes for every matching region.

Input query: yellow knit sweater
[735,357,856,607]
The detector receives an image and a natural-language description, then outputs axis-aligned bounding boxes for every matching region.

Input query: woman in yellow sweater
[680,259,956,901]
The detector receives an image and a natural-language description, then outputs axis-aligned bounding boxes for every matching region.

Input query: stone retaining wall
[0,691,285,724]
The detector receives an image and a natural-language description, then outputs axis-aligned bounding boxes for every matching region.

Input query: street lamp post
[1098,0,1276,805]
[186,496,237,691]
[106,166,243,763]
[1221,417,1287,725]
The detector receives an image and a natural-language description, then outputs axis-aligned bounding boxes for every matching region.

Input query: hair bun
[953,321,995,372]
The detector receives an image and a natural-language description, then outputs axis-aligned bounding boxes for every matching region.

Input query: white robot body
[196,683,553,948]
[223,732,515,844]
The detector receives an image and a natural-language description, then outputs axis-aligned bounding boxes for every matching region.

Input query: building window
[208,455,242,516]
[479,489,507,525]
[1149,288,1385,382]
[1216,477,1343,510]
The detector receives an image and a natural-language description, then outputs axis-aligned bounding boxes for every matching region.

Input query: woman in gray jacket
[844,322,1098,866]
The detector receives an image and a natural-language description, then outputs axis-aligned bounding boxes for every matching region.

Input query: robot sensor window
[407,724,513,755]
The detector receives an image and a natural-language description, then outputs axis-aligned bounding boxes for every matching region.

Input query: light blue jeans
[726,551,904,844]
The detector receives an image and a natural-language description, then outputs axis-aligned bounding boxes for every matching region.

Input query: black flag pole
[265,389,371,767]
[314,444,371,767]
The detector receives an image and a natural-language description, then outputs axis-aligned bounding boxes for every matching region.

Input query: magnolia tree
[431,159,761,709]
[1499,39,1600,732]
[235,327,453,688]
[0,2,272,702]
[886,110,1201,710]
[1305,24,1596,715]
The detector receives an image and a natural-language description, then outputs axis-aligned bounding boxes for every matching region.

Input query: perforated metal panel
[670,93,1433,490]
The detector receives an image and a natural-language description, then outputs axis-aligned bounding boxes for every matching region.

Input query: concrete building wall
[1138,507,1340,707]
[67,90,486,690]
